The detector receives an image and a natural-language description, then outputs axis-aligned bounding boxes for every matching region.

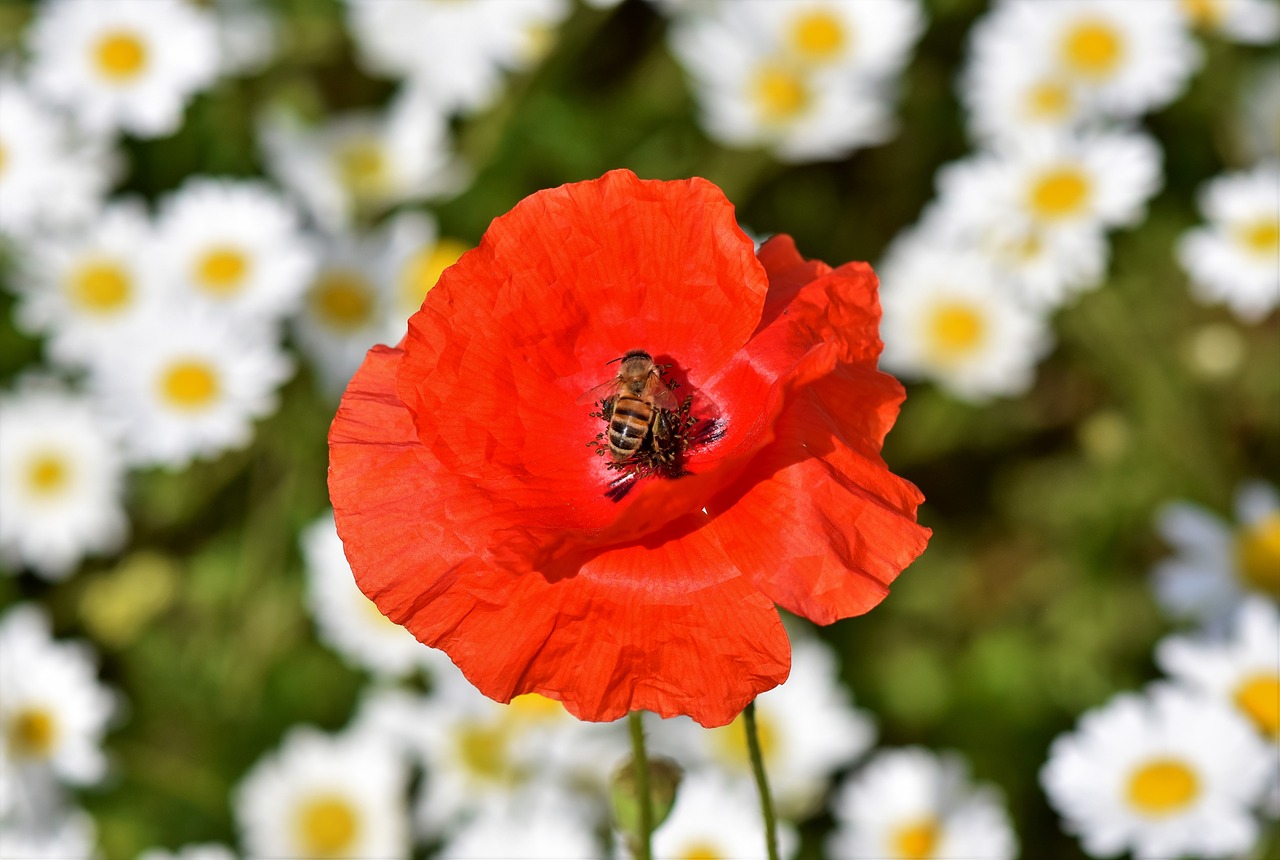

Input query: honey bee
[579,349,682,465]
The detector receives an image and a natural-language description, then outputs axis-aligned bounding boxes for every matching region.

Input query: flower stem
[629,710,654,860]
[744,700,780,860]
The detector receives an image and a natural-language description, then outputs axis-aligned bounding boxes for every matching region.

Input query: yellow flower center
[1236,219,1280,259]
[892,819,941,860]
[508,693,564,722]
[336,140,388,199]
[1062,20,1125,78]
[1025,82,1073,119]
[1236,513,1280,596]
[0,141,8,178]
[69,261,133,314]
[159,360,220,411]
[194,246,251,295]
[398,239,468,316]
[928,302,986,359]
[1029,167,1091,219]
[1181,0,1226,27]
[294,794,360,857]
[711,708,779,770]
[1234,674,1280,738]
[789,10,847,63]
[1127,759,1200,816]
[679,842,724,860]
[752,63,812,124]
[457,723,509,782]
[310,271,376,332]
[25,452,71,498]
[7,708,57,758]
[95,30,149,82]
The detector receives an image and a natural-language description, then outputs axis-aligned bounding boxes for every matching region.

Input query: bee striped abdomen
[607,395,653,461]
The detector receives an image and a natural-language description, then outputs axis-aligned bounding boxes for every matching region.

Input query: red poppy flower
[328,170,929,727]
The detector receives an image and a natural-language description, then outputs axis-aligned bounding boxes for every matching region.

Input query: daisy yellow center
[457,723,508,782]
[1062,20,1124,78]
[753,63,811,123]
[0,141,8,178]
[159,360,220,411]
[1025,82,1072,119]
[337,140,388,198]
[679,842,724,860]
[310,271,376,332]
[70,261,133,313]
[892,819,941,860]
[508,693,563,722]
[928,302,986,358]
[1234,674,1280,738]
[1029,168,1091,219]
[1236,514,1280,595]
[7,708,57,758]
[398,239,468,314]
[25,452,71,497]
[712,710,779,769]
[1236,218,1280,259]
[195,246,251,295]
[294,794,360,857]
[1181,0,1226,27]
[95,30,149,82]
[790,10,847,62]
[1127,759,1200,816]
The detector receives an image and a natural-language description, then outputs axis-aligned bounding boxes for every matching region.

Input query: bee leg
[649,409,679,466]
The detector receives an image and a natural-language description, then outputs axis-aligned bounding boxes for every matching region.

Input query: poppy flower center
[1236,513,1280,595]
[25,452,71,498]
[95,31,149,82]
[790,11,848,63]
[1062,20,1124,78]
[70,260,133,314]
[1234,673,1280,738]
[397,239,468,316]
[753,63,812,123]
[1126,759,1199,816]
[310,271,376,332]
[294,794,360,857]
[7,708,57,758]
[1029,168,1091,219]
[892,818,941,860]
[195,246,251,295]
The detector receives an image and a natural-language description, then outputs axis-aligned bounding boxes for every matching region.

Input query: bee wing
[647,377,680,412]
[576,377,621,406]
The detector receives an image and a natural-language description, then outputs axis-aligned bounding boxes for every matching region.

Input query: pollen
[399,239,469,314]
[1126,759,1200,816]
[790,10,847,62]
[1234,674,1280,738]
[310,271,376,331]
[1029,168,1091,219]
[1236,513,1280,596]
[1062,20,1124,78]
[70,261,132,313]
[927,302,986,359]
[1025,82,1073,119]
[294,794,360,857]
[753,62,812,124]
[25,452,71,497]
[1236,218,1280,258]
[892,819,941,860]
[94,30,148,82]
[160,360,220,410]
[195,246,251,295]
[336,140,388,199]
[7,708,57,758]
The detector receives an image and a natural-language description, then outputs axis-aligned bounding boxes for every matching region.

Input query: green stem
[744,700,780,860]
[629,710,654,860]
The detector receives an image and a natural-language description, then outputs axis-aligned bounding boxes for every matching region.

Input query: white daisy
[27,0,220,138]
[642,771,797,860]
[1236,61,1280,162]
[344,0,569,116]
[1177,0,1280,44]
[301,510,454,679]
[827,747,1018,860]
[0,74,115,239]
[152,178,317,326]
[234,726,409,860]
[9,200,157,369]
[878,247,1053,401]
[436,788,602,860]
[211,0,278,77]
[1158,598,1280,747]
[87,310,292,469]
[0,809,97,860]
[0,605,117,808]
[137,844,236,860]
[655,636,876,818]
[259,94,465,233]
[379,210,470,344]
[1178,162,1280,322]
[1041,683,1271,859]
[0,383,127,579]
[1152,480,1280,628]
[977,0,1201,120]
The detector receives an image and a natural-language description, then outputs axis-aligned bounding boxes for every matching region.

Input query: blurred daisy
[643,771,798,860]
[977,0,1200,119]
[1041,684,1270,859]
[1177,0,1280,44]
[211,0,278,77]
[88,311,292,469]
[0,74,115,239]
[0,605,116,804]
[1158,597,1280,744]
[1236,62,1280,161]
[344,0,569,115]
[1152,480,1279,627]
[137,844,236,860]
[379,211,470,344]
[879,248,1052,401]
[0,384,127,579]
[153,178,316,326]
[9,200,157,369]
[436,789,601,859]
[1178,162,1280,322]
[827,747,1017,860]
[301,511,454,679]
[27,0,220,138]
[0,809,97,860]
[658,636,876,818]
[234,726,409,860]
[259,95,464,233]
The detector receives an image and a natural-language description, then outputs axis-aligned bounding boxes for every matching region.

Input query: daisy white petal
[378,210,470,344]
[642,771,798,860]
[0,808,97,860]
[137,844,236,860]
[1178,0,1280,43]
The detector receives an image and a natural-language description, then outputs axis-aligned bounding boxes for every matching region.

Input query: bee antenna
[605,355,626,366]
